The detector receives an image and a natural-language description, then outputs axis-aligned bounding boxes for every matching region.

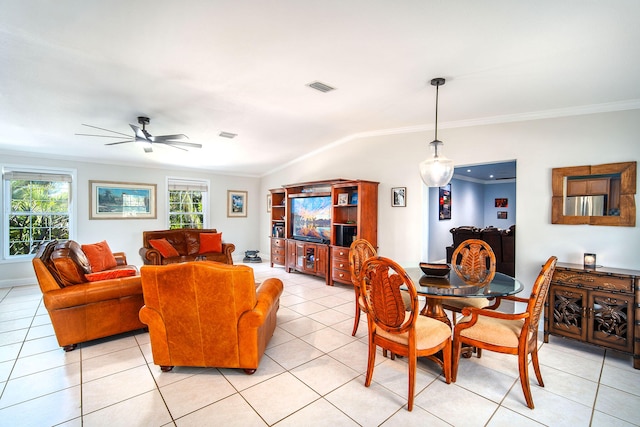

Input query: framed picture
[267,194,272,213]
[439,184,451,220]
[89,181,156,220]
[497,211,508,219]
[391,187,406,207]
[228,190,248,217]
[495,198,508,208]
[337,193,349,206]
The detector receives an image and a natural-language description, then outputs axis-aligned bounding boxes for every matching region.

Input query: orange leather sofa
[139,261,283,373]
[32,240,146,351]
[139,228,235,265]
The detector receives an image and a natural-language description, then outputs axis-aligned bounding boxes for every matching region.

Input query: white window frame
[167,177,209,229]
[1,165,77,262]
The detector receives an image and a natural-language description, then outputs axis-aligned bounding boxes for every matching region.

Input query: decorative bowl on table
[419,262,451,277]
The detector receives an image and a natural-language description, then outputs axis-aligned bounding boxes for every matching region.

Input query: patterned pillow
[149,238,180,258]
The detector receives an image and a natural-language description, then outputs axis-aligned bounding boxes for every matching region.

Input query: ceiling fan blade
[81,124,132,138]
[129,124,149,140]
[105,139,135,146]
[158,140,203,149]
[75,133,131,139]
[152,134,189,142]
[162,144,188,152]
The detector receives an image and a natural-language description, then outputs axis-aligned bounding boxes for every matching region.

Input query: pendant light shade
[419,78,454,187]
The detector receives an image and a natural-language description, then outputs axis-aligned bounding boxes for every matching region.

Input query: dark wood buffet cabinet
[544,262,640,369]
[269,179,378,286]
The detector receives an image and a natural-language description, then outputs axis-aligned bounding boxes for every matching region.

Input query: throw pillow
[85,268,137,282]
[81,240,117,272]
[149,238,180,258]
[199,232,222,254]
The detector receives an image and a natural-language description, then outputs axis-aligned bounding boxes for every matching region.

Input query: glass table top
[403,266,524,298]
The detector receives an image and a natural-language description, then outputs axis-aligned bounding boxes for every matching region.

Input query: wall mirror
[552,161,636,226]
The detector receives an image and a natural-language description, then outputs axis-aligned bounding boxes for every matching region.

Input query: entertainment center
[269,179,378,285]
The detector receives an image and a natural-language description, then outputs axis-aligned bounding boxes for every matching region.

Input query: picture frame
[439,184,451,220]
[495,198,508,208]
[391,187,406,207]
[228,190,248,217]
[89,180,156,220]
[497,211,508,219]
[337,193,349,206]
[267,194,272,213]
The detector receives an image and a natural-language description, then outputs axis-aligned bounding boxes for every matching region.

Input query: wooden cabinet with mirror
[552,161,636,226]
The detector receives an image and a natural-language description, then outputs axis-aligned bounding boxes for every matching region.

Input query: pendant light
[419,77,454,187]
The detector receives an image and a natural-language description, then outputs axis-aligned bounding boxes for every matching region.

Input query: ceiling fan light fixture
[419,77,454,187]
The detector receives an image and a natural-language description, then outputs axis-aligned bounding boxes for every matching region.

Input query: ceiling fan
[76,116,202,153]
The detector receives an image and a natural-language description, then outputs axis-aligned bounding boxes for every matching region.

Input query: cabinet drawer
[332,257,350,272]
[272,246,285,256]
[271,255,285,265]
[552,269,633,293]
[333,267,351,284]
[272,238,286,248]
[332,246,349,260]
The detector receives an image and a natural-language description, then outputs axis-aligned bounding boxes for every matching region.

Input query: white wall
[0,154,260,287]
[260,109,640,296]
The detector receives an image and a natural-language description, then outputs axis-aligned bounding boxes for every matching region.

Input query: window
[168,178,208,229]
[2,168,75,258]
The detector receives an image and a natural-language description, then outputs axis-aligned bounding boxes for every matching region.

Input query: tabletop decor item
[419,262,451,277]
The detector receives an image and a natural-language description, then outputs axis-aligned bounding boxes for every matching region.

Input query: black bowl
[419,262,451,277]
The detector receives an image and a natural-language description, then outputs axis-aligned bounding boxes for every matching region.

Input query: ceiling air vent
[307,81,336,93]
[219,132,237,139]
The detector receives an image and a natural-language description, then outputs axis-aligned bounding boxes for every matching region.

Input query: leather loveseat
[139,261,283,373]
[139,228,235,265]
[446,225,515,276]
[32,240,146,351]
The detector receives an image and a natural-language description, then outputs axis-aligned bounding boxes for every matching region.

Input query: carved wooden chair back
[348,239,377,336]
[360,256,452,411]
[451,238,497,285]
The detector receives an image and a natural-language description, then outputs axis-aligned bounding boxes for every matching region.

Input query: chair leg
[452,339,463,382]
[365,341,376,387]
[518,350,534,409]
[351,288,361,336]
[407,352,416,411]
[442,338,452,384]
[531,347,544,387]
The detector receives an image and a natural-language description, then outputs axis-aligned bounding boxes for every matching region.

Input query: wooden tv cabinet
[269,179,378,285]
[544,262,640,369]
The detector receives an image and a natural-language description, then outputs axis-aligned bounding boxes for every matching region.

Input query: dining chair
[348,239,377,336]
[452,256,558,409]
[443,239,499,326]
[360,256,452,411]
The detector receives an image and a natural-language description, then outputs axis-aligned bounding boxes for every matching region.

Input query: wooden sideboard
[544,262,640,369]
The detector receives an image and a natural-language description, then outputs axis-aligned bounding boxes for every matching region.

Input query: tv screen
[291,196,331,243]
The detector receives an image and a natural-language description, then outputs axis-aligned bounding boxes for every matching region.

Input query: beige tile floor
[1,262,639,426]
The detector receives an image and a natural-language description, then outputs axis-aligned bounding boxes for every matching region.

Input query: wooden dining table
[403,266,524,327]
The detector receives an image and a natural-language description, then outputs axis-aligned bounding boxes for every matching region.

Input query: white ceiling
[1,1,639,176]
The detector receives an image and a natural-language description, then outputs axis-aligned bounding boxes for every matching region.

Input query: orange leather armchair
[139,261,283,374]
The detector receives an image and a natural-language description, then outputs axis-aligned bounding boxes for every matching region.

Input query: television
[291,196,331,243]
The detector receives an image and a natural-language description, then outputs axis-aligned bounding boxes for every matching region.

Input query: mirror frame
[552,161,636,226]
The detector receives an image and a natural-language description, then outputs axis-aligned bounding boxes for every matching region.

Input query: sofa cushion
[82,240,117,272]
[149,238,180,258]
[85,268,137,282]
[199,232,222,254]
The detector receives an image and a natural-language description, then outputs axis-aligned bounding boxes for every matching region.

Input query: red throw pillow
[199,232,222,254]
[81,240,117,272]
[149,238,180,258]
[85,268,137,282]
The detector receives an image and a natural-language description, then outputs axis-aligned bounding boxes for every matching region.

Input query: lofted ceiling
[1,1,639,177]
